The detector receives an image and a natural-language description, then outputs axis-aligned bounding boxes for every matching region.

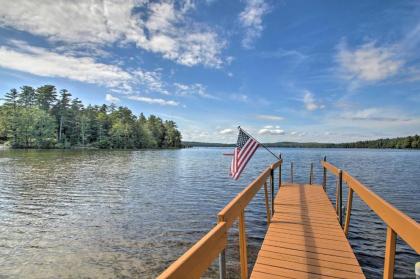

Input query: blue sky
[0,0,419,143]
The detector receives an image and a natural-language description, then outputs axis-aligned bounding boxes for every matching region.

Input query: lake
[0,148,419,278]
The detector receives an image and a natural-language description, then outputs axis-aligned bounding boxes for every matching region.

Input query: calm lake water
[0,148,419,278]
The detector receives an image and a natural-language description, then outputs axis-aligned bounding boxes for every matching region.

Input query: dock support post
[344,188,354,236]
[264,181,271,224]
[309,162,314,185]
[238,210,248,279]
[218,249,227,279]
[291,162,294,184]
[322,156,327,191]
[383,226,397,279]
[279,154,282,189]
[270,169,274,215]
[338,169,343,227]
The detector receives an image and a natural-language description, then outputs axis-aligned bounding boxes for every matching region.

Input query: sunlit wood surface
[250,184,365,279]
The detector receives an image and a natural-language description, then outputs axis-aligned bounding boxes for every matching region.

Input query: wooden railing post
[320,160,420,277]
[383,226,397,279]
[309,162,314,185]
[291,162,294,184]
[322,156,327,191]
[264,181,271,224]
[238,210,248,279]
[335,177,339,214]
[344,188,354,236]
[278,154,282,189]
[218,249,226,279]
[270,169,274,215]
[336,169,343,226]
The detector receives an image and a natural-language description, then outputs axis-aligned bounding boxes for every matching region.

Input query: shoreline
[0,145,185,151]
[1,145,419,151]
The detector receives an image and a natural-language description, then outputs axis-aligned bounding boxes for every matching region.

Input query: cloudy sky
[0,0,419,143]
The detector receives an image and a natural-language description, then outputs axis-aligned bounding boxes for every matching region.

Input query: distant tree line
[183,135,420,149]
[0,85,182,149]
[333,136,420,149]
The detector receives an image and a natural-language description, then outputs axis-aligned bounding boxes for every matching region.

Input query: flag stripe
[231,147,238,175]
[238,137,253,157]
[230,129,260,180]
[234,142,258,179]
[238,139,254,165]
[237,139,257,166]
[233,140,258,179]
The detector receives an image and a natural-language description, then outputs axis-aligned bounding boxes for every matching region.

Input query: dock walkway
[251,183,365,279]
[158,158,420,279]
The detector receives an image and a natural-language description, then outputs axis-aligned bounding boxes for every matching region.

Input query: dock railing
[321,158,420,279]
[158,159,282,279]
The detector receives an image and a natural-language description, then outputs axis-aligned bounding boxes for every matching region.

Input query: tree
[0,106,8,142]
[163,120,182,147]
[0,84,183,149]
[147,115,164,147]
[32,109,56,148]
[36,85,57,111]
[53,89,72,144]
[109,107,136,148]
[18,86,36,108]
[3,88,19,109]
[2,89,19,145]
[96,108,110,148]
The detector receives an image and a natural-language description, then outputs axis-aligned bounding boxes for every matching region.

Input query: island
[0,85,182,149]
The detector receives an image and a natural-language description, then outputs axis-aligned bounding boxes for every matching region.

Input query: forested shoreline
[0,85,182,149]
[183,135,420,149]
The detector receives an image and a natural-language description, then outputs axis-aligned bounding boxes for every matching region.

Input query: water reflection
[0,148,419,278]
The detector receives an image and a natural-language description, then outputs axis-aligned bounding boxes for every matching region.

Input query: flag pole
[238,126,281,160]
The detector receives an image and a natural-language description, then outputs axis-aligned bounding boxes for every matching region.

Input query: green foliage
[35,85,57,111]
[4,107,56,148]
[183,135,420,149]
[333,135,420,149]
[1,85,182,149]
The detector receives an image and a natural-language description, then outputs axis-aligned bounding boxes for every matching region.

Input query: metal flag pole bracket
[238,126,281,160]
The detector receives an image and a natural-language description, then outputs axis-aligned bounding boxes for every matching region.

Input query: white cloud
[174,82,217,99]
[0,41,131,88]
[127,95,179,106]
[133,70,169,95]
[0,0,225,67]
[219,128,235,135]
[322,107,420,137]
[336,41,403,83]
[105,93,120,103]
[256,114,284,121]
[239,0,270,48]
[260,48,306,60]
[303,90,324,111]
[258,125,285,135]
[0,40,174,100]
[340,108,413,123]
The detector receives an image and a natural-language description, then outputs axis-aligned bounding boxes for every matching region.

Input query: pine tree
[3,89,19,146]
[19,86,36,108]
[36,85,57,111]
[54,89,72,145]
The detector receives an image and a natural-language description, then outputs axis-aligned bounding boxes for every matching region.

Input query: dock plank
[250,184,365,278]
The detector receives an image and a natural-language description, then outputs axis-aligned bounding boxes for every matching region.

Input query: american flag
[230,128,259,180]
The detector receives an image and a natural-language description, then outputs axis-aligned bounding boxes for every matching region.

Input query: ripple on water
[0,148,419,278]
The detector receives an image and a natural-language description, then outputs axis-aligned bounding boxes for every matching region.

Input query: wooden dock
[250,183,365,279]
[158,158,420,279]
